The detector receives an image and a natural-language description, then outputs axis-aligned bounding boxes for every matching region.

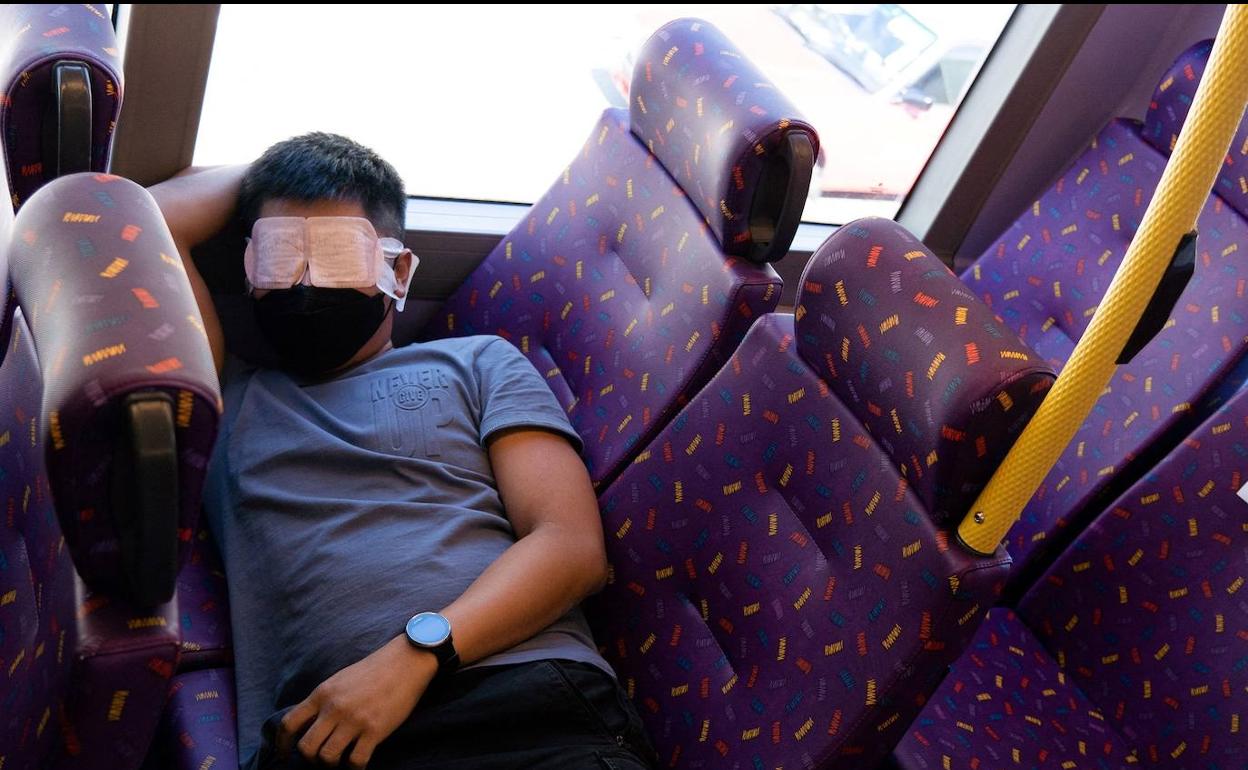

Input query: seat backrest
[592,217,1054,769]
[0,4,122,211]
[1142,39,1248,222]
[6,174,222,606]
[420,18,818,487]
[962,40,1248,590]
[0,173,193,770]
[1016,381,1248,767]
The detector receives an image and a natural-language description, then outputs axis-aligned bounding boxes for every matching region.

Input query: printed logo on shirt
[394,384,429,411]
[370,368,453,457]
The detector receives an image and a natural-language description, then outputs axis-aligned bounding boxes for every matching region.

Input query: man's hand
[277,635,438,769]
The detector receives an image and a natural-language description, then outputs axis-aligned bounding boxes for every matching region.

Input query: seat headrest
[8,173,222,600]
[0,4,123,210]
[1142,39,1248,219]
[629,18,819,263]
[794,217,1055,522]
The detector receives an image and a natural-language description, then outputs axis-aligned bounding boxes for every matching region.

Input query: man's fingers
[318,723,358,767]
[277,700,318,758]
[346,735,378,770]
[296,714,335,763]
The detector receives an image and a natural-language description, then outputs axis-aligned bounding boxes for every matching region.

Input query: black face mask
[254,286,390,378]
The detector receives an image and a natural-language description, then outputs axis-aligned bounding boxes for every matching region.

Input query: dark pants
[249,660,658,770]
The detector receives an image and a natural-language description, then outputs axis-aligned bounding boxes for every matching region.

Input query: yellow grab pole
[958,4,1248,555]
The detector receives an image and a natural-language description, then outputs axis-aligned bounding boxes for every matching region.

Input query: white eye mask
[243,216,418,311]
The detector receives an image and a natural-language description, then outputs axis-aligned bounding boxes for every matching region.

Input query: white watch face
[406,612,451,646]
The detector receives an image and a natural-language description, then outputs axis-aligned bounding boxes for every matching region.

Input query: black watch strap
[432,641,460,677]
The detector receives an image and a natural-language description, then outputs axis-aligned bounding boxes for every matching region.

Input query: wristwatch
[404,612,460,676]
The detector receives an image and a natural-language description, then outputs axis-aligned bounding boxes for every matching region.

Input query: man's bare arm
[147,164,250,376]
[442,426,608,661]
[278,427,607,769]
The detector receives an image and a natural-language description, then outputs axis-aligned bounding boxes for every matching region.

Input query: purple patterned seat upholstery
[155,668,240,770]
[896,609,1135,770]
[7,174,222,605]
[0,4,122,210]
[1142,40,1248,221]
[421,18,817,487]
[175,527,233,671]
[0,180,200,768]
[894,383,1248,769]
[591,217,1054,769]
[963,40,1248,589]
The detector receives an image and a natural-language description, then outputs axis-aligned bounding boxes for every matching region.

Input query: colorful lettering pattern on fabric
[424,107,783,488]
[159,668,240,770]
[6,173,221,595]
[176,528,233,671]
[628,18,819,259]
[0,4,122,210]
[1018,389,1248,767]
[964,117,1248,587]
[0,310,182,770]
[591,217,1060,769]
[1142,39,1248,222]
[896,385,1248,769]
[895,608,1135,770]
[795,217,1055,523]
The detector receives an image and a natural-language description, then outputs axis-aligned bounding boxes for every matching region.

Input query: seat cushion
[0,312,71,770]
[159,668,239,770]
[593,312,1010,770]
[893,609,1136,770]
[175,528,232,671]
[1018,388,1248,768]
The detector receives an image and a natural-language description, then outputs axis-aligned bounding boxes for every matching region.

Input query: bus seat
[0,175,200,769]
[418,18,818,488]
[893,382,1248,769]
[590,217,1054,769]
[962,39,1248,593]
[156,668,239,770]
[1143,39,1248,222]
[7,173,222,607]
[175,527,233,671]
[0,4,122,211]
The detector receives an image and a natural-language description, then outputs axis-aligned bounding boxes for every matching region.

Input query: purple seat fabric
[1142,40,1248,221]
[58,585,181,769]
[895,384,1248,769]
[7,173,222,601]
[1,307,68,770]
[1,174,224,769]
[629,18,818,262]
[157,668,239,770]
[1,307,183,770]
[963,41,1248,587]
[0,4,122,210]
[895,609,1135,770]
[1015,391,1248,767]
[421,18,818,487]
[591,217,1053,769]
[175,527,233,671]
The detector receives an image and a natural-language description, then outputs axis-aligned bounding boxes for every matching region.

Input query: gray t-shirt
[202,335,612,764]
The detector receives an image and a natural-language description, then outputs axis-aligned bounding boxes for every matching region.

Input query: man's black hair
[237,132,406,237]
